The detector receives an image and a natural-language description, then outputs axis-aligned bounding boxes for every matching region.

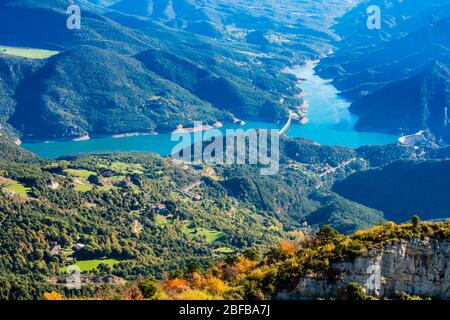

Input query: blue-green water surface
[22,63,398,159]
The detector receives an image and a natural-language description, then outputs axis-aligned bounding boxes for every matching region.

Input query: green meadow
[64,168,96,192]
[0,177,31,195]
[100,161,144,175]
[61,258,120,272]
[185,227,224,243]
[0,45,59,59]
[213,247,235,254]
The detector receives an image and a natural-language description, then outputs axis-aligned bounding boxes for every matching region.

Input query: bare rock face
[279,239,450,299]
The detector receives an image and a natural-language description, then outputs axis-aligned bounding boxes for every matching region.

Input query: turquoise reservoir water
[22,62,398,159]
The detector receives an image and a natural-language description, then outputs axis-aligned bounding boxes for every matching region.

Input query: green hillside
[333,159,450,222]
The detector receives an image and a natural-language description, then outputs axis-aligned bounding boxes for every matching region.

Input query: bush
[390,290,426,300]
[317,225,340,242]
[243,249,260,261]
[42,291,63,300]
[412,215,421,229]
[346,282,367,300]
[138,277,158,299]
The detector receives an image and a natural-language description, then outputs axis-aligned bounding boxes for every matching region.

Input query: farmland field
[64,169,96,192]
[61,258,120,272]
[213,247,235,254]
[0,45,59,59]
[0,177,31,195]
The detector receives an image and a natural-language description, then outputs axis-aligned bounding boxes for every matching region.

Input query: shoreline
[22,121,228,143]
[398,130,427,147]
[111,132,157,139]
[21,132,156,145]
[72,135,90,142]
[172,121,223,134]
[20,61,312,146]
[173,125,214,134]
[280,59,322,125]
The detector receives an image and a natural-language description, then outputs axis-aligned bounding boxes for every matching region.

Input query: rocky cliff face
[279,238,450,299]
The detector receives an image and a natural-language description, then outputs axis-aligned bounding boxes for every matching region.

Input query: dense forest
[317,0,450,143]
[1,133,449,299]
[41,220,450,300]
[0,0,318,140]
[1,0,450,301]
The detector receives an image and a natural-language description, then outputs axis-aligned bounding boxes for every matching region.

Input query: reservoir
[22,62,398,159]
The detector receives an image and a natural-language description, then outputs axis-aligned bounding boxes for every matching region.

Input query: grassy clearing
[155,214,169,227]
[198,229,224,242]
[185,227,224,243]
[64,169,96,192]
[159,219,224,243]
[60,258,120,272]
[64,169,96,179]
[97,183,119,192]
[0,45,59,59]
[105,175,126,183]
[98,162,144,175]
[0,177,31,195]
[213,247,234,254]
[3,183,31,195]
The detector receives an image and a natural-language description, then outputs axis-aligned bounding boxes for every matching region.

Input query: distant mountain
[9,46,229,139]
[0,54,43,136]
[351,62,450,140]
[0,0,150,53]
[135,49,288,120]
[110,0,156,17]
[86,0,120,5]
[319,13,450,99]
[110,0,224,38]
[110,0,208,21]
[108,0,356,57]
[2,0,338,140]
[0,134,35,162]
[319,15,450,94]
[317,0,450,143]
[331,0,450,48]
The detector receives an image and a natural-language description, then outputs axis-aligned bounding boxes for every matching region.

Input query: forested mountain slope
[1,0,342,139]
[2,123,450,299]
[317,0,450,142]
[0,0,150,53]
[350,62,450,141]
[2,0,450,302]
[333,159,450,222]
[9,45,229,138]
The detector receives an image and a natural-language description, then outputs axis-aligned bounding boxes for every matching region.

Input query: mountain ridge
[350,61,450,140]
[317,0,450,143]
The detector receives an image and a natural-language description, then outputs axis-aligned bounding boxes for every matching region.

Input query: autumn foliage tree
[164,278,189,294]
[42,291,63,300]
[279,240,297,256]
